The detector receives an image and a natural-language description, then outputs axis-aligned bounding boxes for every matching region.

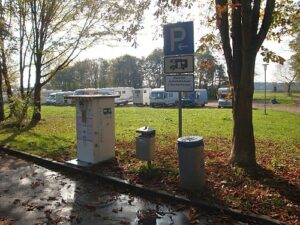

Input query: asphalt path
[126,99,300,115]
[206,99,300,115]
[0,152,242,225]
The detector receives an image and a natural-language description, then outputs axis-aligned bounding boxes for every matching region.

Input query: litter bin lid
[177,136,204,147]
[136,126,155,135]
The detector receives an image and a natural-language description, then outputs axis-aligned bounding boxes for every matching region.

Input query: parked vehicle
[74,88,100,95]
[98,88,115,96]
[114,87,134,104]
[41,89,62,104]
[132,88,151,106]
[182,89,208,107]
[217,87,232,108]
[150,87,178,107]
[99,87,133,106]
[46,91,74,105]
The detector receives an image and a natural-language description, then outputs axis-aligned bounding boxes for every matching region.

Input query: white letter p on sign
[170,27,186,52]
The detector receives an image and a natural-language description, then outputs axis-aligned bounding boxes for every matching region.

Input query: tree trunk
[198,76,202,88]
[32,59,42,122]
[1,45,14,118]
[32,83,41,122]
[0,21,12,101]
[215,0,275,168]
[287,83,291,96]
[229,56,256,167]
[0,69,4,121]
[230,87,256,167]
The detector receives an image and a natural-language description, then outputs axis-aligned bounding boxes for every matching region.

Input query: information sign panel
[165,75,194,92]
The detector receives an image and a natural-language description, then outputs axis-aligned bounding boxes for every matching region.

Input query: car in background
[182,89,208,107]
[217,87,232,108]
[46,91,74,105]
[98,87,133,106]
[150,87,178,107]
[132,88,151,106]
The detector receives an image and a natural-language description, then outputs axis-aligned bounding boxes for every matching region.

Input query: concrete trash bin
[136,126,155,161]
[177,136,205,190]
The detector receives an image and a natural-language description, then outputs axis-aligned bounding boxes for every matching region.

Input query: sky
[78,4,295,84]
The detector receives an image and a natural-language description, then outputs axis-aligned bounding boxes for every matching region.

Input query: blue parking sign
[163,21,194,56]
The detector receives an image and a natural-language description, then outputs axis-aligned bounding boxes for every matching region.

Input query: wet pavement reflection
[0,152,241,225]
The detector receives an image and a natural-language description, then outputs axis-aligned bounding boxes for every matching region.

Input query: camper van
[46,91,74,105]
[150,87,178,107]
[41,89,62,104]
[74,88,99,95]
[98,87,134,106]
[132,88,151,106]
[217,87,232,108]
[182,89,208,107]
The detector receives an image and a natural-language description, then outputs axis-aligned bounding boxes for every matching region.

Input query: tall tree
[98,59,110,88]
[0,3,4,120]
[195,50,217,89]
[16,0,150,122]
[12,0,31,99]
[214,0,297,166]
[158,0,299,167]
[109,55,142,88]
[0,55,3,121]
[275,60,297,95]
[215,64,227,87]
[48,58,110,90]
[142,48,164,88]
[290,18,300,82]
[0,0,15,120]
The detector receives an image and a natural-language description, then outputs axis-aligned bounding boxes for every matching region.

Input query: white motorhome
[74,88,100,95]
[132,88,151,106]
[41,89,62,104]
[182,89,208,107]
[150,87,178,107]
[46,91,74,105]
[99,87,133,106]
[98,88,114,96]
[217,87,232,108]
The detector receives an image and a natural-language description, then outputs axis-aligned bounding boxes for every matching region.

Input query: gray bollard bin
[136,126,155,161]
[177,136,205,190]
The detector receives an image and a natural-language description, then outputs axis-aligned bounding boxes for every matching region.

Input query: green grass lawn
[253,91,297,104]
[1,105,299,222]
[292,92,300,97]
[0,106,299,158]
[116,107,300,144]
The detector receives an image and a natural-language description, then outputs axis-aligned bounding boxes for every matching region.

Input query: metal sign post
[163,21,194,138]
[165,74,194,138]
[178,91,182,137]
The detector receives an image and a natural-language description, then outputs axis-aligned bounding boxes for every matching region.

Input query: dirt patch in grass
[90,137,300,224]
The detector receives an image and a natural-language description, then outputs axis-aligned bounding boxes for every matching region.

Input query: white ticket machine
[67,95,118,166]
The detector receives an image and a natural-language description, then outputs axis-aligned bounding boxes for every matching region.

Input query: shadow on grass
[0,119,39,142]
[245,165,300,205]
[0,120,74,161]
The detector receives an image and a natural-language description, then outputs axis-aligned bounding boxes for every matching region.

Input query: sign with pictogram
[164,55,194,74]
